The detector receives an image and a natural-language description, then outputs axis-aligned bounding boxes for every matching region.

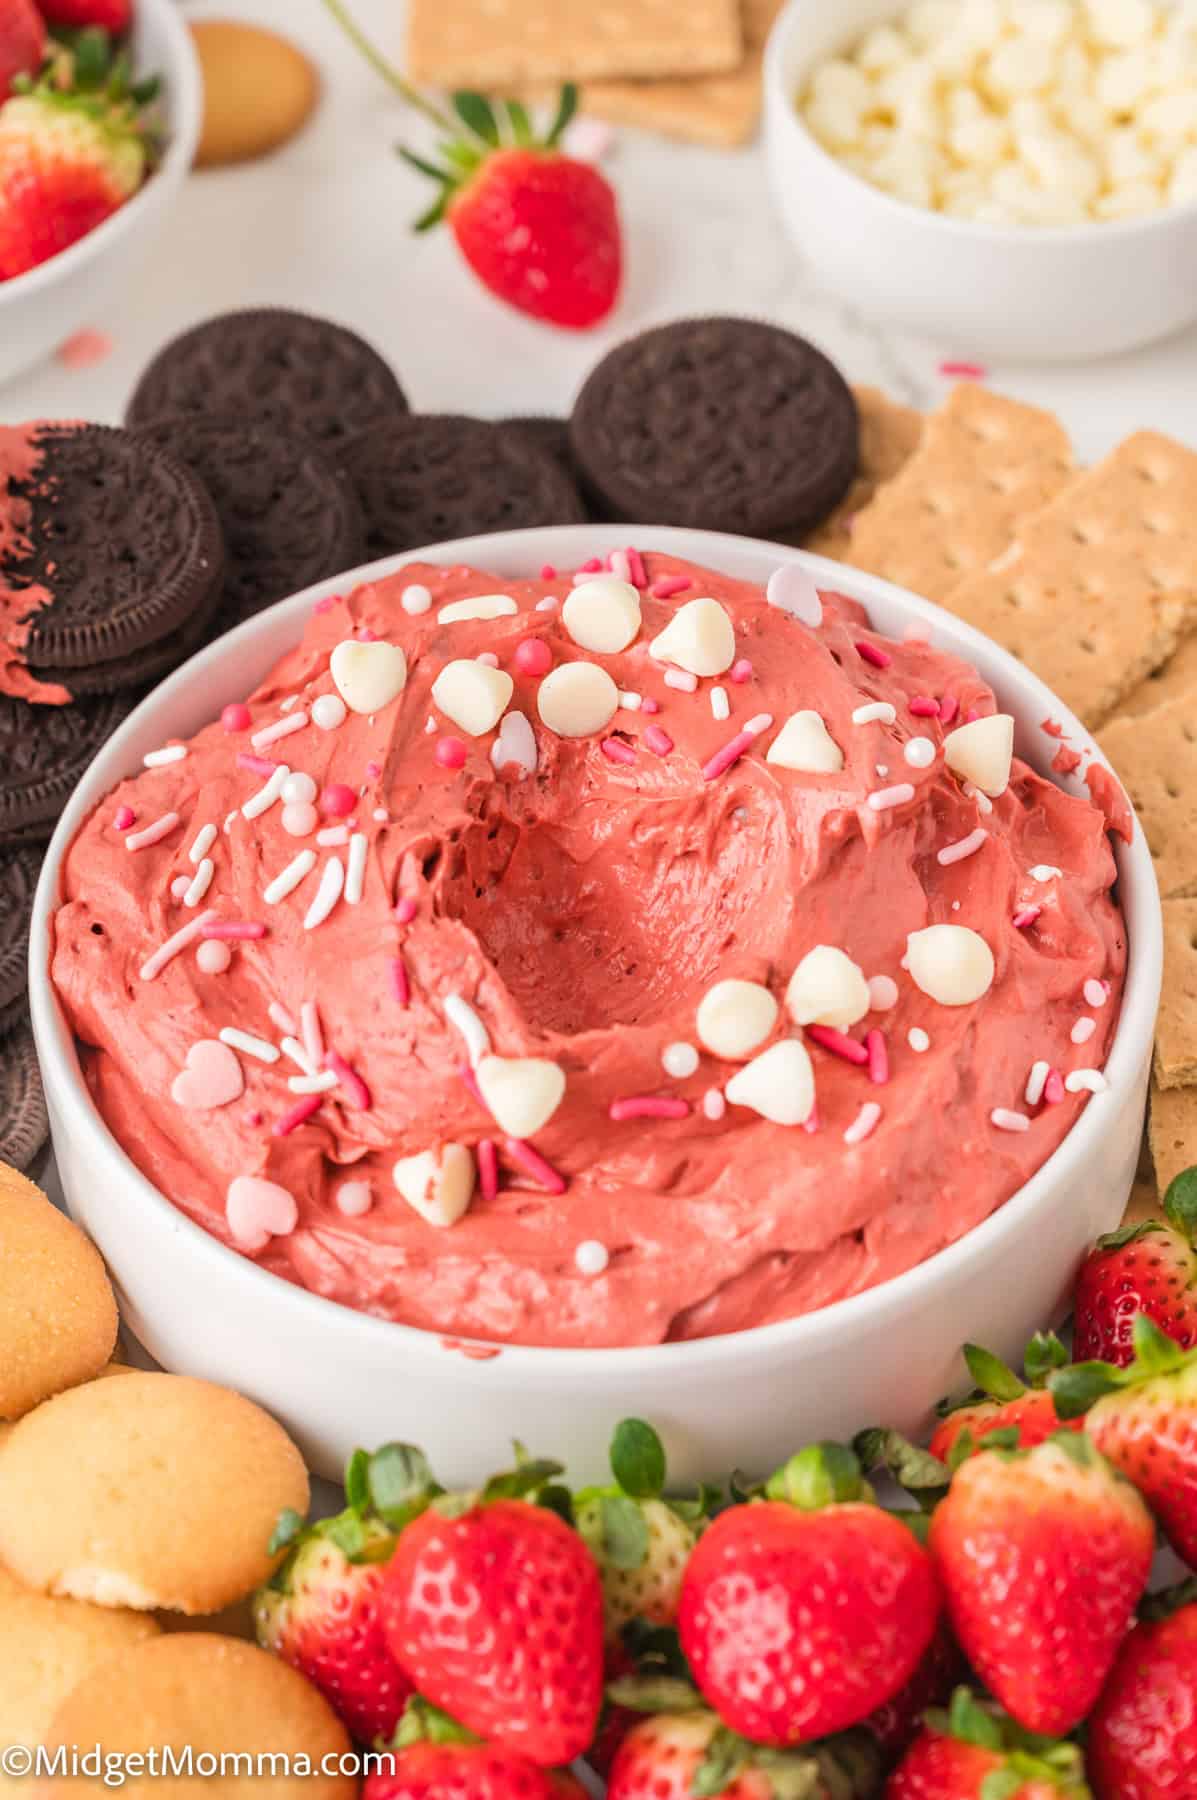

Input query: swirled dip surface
[51,554,1126,1348]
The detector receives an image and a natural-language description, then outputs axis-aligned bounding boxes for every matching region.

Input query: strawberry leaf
[766,1442,865,1511]
[483,1455,564,1502]
[692,1726,751,1799]
[963,1343,1027,1402]
[344,1447,370,1516]
[1023,1330,1069,1387]
[853,1429,949,1507]
[611,1418,667,1498]
[268,1507,305,1557]
[946,1687,1004,1751]
[451,90,500,146]
[1164,1165,1197,1241]
[1048,1359,1127,1419]
[545,82,579,148]
[505,99,533,146]
[367,1442,440,1529]
[598,1494,651,1570]
[979,1774,1024,1800]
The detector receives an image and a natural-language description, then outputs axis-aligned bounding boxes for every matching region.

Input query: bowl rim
[0,0,202,305]
[28,524,1163,1380]
[764,0,1197,247]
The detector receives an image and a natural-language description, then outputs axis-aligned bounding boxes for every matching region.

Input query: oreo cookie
[569,318,860,538]
[127,308,409,447]
[10,425,224,693]
[0,690,133,848]
[132,415,366,635]
[0,846,40,1036]
[501,417,579,488]
[340,415,588,562]
[0,1017,48,1175]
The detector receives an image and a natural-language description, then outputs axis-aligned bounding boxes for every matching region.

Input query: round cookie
[501,415,579,487]
[0,1164,118,1420]
[0,688,133,847]
[0,1373,309,1613]
[128,308,409,448]
[0,1021,48,1173]
[132,416,366,634]
[569,317,860,536]
[191,22,320,168]
[340,414,588,561]
[0,1595,159,1792]
[41,1634,354,1796]
[0,1562,22,1597]
[0,845,40,1035]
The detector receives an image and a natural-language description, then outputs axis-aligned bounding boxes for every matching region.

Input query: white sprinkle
[664,668,698,693]
[868,783,915,813]
[303,856,345,930]
[138,909,218,981]
[279,694,301,713]
[711,686,730,723]
[223,811,238,834]
[1066,1069,1108,1094]
[170,876,190,901]
[703,1087,727,1121]
[263,850,317,905]
[937,828,988,867]
[288,1070,339,1095]
[424,716,437,735]
[618,690,643,712]
[252,711,308,751]
[1071,1016,1097,1045]
[345,832,368,906]
[126,811,180,852]
[1025,1061,1050,1107]
[268,1002,298,1036]
[183,858,215,907]
[1030,864,1062,882]
[875,764,889,778]
[1084,978,1108,1009]
[401,583,433,615]
[535,596,559,613]
[908,1028,930,1053]
[189,823,217,864]
[844,1101,882,1145]
[991,1108,1031,1133]
[575,1240,610,1277]
[219,1027,279,1064]
[312,693,348,732]
[281,1036,318,1075]
[963,783,994,816]
[373,807,389,823]
[745,713,773,738]
[300,1000,324,1068]
[281,772,318,807]
[853,702,896,725]
[904,737,936,769]
[951,900,961,911]
[609,549,631,582]
[317,825,350,847]
[868,975,899,1012]
[445,994,491,1066]
[143,744,187,768]
[242,764,290,821]
[662,1041,700,1080]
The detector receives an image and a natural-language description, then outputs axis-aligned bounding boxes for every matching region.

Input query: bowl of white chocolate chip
[764,0,1197,358]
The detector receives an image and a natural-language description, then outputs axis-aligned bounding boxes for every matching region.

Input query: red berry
[0,82,148,281]
[1088,1595,1197,1799]
[1074,1219,1197,1367]
[930,1387,1077,1462]
[0,0,43,104]
[364,1742,585,1800]
[37,0,132,32]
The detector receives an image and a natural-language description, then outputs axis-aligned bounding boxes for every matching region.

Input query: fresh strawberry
[927,1433,1154,1736]
[0,0,44,104]
[379,1467,604,1767]
[363,1699,587,1800]
[862,1623,964,1765]
[677,1443,942,1746]
[929,1335,1078,1463]
[1087,1581,1197,1800]
[254,1443,437,1745]
[1052,1311,1197,1568]
[885,1688,1091,1799]
[607,1711,882,1800]
[36,0,132,33]
[1073,1168,1197,1367]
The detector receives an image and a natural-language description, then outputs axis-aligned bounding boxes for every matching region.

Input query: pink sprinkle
[643,725,673,757]
[237,752,279,777]
[626,548,648,589]
[435,737,468,770]
[1012,906,1041,930]
[579,557,603,574]
[844,1101,882,1146]
[806,1024,870,1067]
[937,828,988,867]
[114,804,135,831]
[601,737,636,766]
[664,668,698,693]
[540,563,558,581]
[608,549,631,582]
[365,760,381,779]
[200,920,266,940]
[940,359,988,380]
[324,1050,371,1111]
[939,695,959,725]
[1044,1069,1066,1105]
[389,956,410,1006]
[357,627,378,642]
[395,897,417,925]
[273,1096,322,1137]
[514,637,553,677]
[126,812,180,852]
[856,640,891,669]
[460,1064,485,1108]
[865,1029,889,1086]
[56,327,113,368]
[245,1109,263,1127]
[320,783,356,818]
[641,697,660,715]
[609,1095,691,1122]
[966,709,981,723]
[729,659,753,685]
[252,712,307,750]
[222,703,252,733]
[702,729,756,783]
[651,575,691,599]
[478,1138,499,1202]
[909,696,939,718]
[504,1137,567,1194]
[868,783,916,813]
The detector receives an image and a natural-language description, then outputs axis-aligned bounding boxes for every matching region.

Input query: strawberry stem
[319,0,452,131]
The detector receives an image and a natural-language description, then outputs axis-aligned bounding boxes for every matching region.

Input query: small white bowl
[0,0,201,388]
[29,526,1161,1486]
[763,0,1197,362]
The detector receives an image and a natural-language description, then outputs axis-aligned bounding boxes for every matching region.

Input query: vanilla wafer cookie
[1099,695,1197,897]
[1151,1081,1197,1197]
[803,386,924,562]
[1115,629,1197,720]
[407,0,743,88]
[1155,900,1197,1090]
[846,384,1074,603]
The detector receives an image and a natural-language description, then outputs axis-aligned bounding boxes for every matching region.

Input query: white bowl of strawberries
[0,0,200,386]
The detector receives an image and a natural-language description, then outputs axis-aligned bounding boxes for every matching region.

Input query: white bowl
[0,0,201,387]
[28,526,1161,1486]
[763,0,1197,362]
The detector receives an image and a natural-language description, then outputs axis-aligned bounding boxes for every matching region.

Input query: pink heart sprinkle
[226,1176,298,1252]
[170,1039,244,1111]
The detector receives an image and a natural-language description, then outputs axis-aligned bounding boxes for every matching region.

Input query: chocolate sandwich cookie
[569,317,860,537]
[501,417,580,488]
[0,847,40,1036]
[0,690,133,848]
[340,415,588,562]
[10,425,224,693]
[127,308,409,447]
[0,1018,48,1174]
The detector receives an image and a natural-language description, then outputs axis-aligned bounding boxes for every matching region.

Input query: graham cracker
[1155,899,1197,1089]
[1150,1080,1197,1197]
[846,384,1075,605]
[1098,693,1197,897]
[941,432,1197,727]
[407,0,743,88]
[803,386,924,562]
[1114,628,1197,720]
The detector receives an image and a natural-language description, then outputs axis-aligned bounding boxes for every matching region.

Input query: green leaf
[1132,1309,1190,1375]
[394,1696,480,1750]
[599,1494,651,1570]
[367,1443,439,1529]
[505,99,533,145]
[727,1468,755,1504]
[606,1675,705,1714]
[451,90,500,145]
[979,1773,1024,1800]
[71,27,112,87]
[766,1443,864,1511]
[268,1508,304,1557]
[692,1727,750,1799]
[1164,1165,1197,1241]
[398,145,452,181]
[963,1344,1026,1402]
[545,82,579,147]
[668,1483,721,1524]
[344,1448,370,1516]
[853,1429,950,1507]
[321,1511,368,1561]
[611,1418,667,1499]
[1047,1361,1126,1420]
[972,1426,1021,1456]
[131,76,161,107]
[438,138,482,174]
[537,1483,575,1526]
[947,1688,1004,1751]
[1023,1331,1069,1387]
[482,1455,564,1502]
[1094,1220,1162,1253]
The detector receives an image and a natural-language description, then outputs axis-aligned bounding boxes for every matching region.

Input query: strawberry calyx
[763,1441,876,1511]
[1164,1165,1197,1241]
[398,88,580,232]
[388,1695,481,1752]
[692,1722,881,1800]
[8,31,162,167]
[937,1333,1069,1421]
[429,1439,567,1522]
[266,1441,442,1586]
[575,1418,719,1575]
[854,1427,953,1498]
[926,1688,1091,1796]
[1050,1312,1196,1419]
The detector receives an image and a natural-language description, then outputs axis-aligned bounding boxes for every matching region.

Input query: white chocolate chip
[537,662,619,738]
[562,577,642,654]
[766,710,845,775]
[906,925,995,1006]
[785,946,871,1030]
[649,598,736,677]
[438,593,519,624]
[330,640,408,715]
[491,708,538,777]
[766,564,823,628]
[943,715,1014,797]
[476,1054,566,1138]
[695,979,779,1062]
[724,1038,816,1127]
[393,1144,475,1228]
[432,660,515,737]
